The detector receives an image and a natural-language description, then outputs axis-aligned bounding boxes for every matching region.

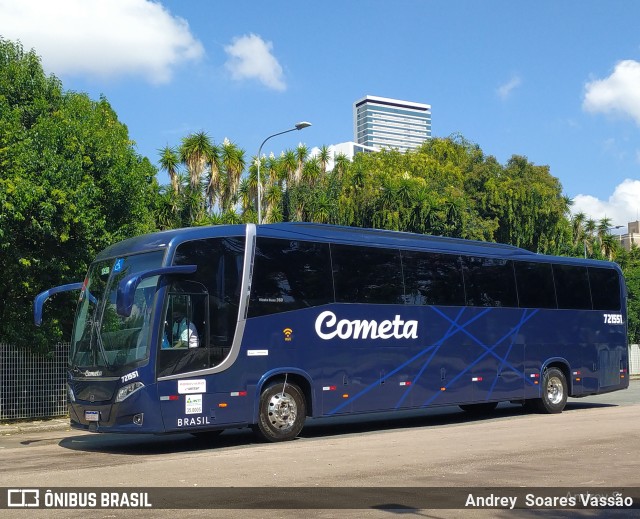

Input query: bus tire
[254,382,306,442]
[458,402,498,414]
[533,367,567,414]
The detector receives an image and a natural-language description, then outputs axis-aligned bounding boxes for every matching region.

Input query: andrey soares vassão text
[465,492,634,510]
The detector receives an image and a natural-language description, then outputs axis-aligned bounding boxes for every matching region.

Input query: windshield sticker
[178,379,206,394]
[113,258,124,272]
[185,394,203,414]
[101,266,110,276]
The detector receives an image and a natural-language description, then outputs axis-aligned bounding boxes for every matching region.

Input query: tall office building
[354,95,431,152]
[619,220,640,251]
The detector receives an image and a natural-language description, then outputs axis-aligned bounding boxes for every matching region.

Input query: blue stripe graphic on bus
[421,307,539,406]
[395,307,467,409]
[327,307,539,415]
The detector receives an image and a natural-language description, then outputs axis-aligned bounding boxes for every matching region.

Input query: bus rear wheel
[531,367,567,414]
[254,382,306,442]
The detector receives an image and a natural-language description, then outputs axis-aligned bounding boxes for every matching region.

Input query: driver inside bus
[162,311,199,349]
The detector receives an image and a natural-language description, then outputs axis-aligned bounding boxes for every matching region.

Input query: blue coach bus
[34,223,628,442]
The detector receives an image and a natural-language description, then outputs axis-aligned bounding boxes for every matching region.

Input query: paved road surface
[1,382,638,518]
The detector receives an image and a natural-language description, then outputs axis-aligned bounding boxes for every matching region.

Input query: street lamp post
[256,121,312,224]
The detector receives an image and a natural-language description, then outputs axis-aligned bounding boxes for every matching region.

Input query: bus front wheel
[254,382,306,442]
[531,367,567,414]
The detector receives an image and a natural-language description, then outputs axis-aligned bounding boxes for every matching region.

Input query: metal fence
[0,342,69,420]
[630,344,640,376]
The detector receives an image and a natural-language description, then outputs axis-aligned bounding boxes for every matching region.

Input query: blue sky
[1,0,640,228]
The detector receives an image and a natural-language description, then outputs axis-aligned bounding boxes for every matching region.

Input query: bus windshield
[71,251,164,374]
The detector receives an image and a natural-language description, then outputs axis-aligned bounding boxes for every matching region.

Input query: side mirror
[116,265,197,317]
[34,282,83,326]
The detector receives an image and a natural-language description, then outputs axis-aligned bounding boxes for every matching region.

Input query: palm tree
[180,131,213,190]
[237,177,253,216]
[158,146,180,195]
[220,138,246,212]
[266,152,279,185]
[294,143,308,185]
[584,218,597,257]
[302,156,321,187]
[571,212,586,246]
[309,191,333,224]
[318,145,331,175]
[263,183,283,223]
[601,234,618,260]
[155,186,179,230]
[205,143,221,214]
[280,149,297,189]
[333,152,350,181]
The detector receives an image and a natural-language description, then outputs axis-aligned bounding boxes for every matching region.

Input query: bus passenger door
[157,282,214,431]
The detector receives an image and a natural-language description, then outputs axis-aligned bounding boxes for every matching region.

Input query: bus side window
[553,264,592,310]
[462,256,518,307]
[248,238,333,317]
[514,261,557,309]
[157,282,209,378]
[401,250,465,306]
[332,244,404,304]
[162,293,201,349]
[588,267,621,311]
[173,237,245,368]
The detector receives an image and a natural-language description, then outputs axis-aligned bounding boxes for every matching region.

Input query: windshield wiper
[92,316,111,368]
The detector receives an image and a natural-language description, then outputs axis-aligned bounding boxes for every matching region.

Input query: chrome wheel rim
[267,392,297,430]
[546,376,564,405]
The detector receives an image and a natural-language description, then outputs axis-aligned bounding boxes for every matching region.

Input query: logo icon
[283,328,293,342]
[7,489,39,507]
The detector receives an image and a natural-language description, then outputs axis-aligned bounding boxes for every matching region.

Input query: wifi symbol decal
[283,328,293,341]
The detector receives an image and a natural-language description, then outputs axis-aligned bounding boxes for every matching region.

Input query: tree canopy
[0,38,159,349]
[2,36,638,348]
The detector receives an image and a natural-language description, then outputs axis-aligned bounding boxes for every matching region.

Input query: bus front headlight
[67,383,75,403]
[115,382,144,403]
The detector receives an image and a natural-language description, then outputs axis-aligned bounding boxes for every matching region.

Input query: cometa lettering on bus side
[315,310,418,340]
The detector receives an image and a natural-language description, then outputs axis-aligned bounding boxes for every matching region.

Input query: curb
[0,418,70,435]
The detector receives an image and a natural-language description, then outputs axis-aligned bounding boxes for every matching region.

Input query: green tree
[616,246,640,344]
[219,138,245,212]
[158,145,180,195]
[0,38,158,350]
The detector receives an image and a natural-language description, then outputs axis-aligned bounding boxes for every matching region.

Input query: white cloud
[572,179,640,226]
[224,34,286,91]
[583,60,640,125]
[0,0,203,84]
[496,75,522,100]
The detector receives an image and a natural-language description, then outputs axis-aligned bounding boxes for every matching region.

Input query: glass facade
[354,96,432,152]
